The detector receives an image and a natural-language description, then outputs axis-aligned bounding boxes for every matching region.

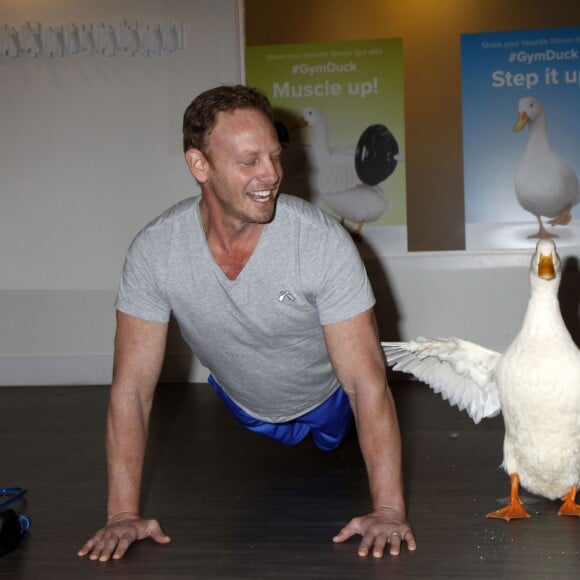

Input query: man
[78,85,416,562]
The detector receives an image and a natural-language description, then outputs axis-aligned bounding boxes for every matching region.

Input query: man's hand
[77,514,171,562]
[332,508,416,557]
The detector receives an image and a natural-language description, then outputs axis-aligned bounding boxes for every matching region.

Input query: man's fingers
[77,519,172,562]
[94,537,119,562]
[387,531,402,556]
[77,539,95,557]
[111,536,134,560]
[405,530,417,551]
[334,514,417,558]
[150,532,172,544]
[332,518,360,543]
[77,531,104,558]
[332,528,351,543]
[147,521,172,544]
[357,537,373,557]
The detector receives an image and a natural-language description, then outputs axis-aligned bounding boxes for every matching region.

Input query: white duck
[295,107,390,236]
[514,96,579,239]
[295,107,360,195]
[382,238,580,520]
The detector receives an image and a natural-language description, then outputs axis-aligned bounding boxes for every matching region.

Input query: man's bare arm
[78,311,171,561]
[323,308,416,557]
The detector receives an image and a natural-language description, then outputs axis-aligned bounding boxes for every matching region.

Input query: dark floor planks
[0,382,578,579]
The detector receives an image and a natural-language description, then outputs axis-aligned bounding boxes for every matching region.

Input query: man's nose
[259,158,281,183]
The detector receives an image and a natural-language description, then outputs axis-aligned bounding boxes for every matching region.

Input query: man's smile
[247,190,275,203]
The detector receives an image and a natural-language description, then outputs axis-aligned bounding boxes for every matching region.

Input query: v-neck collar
[193,197,270,284]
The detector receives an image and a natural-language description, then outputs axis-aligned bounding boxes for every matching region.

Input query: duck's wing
[325,148,360,193]
[382,337,502,424]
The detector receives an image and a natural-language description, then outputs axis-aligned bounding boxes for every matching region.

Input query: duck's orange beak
[513,111,529,132]
[538,253,555,280]
[292,116,308,130]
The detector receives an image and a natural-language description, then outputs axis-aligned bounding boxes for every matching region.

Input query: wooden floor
[1,381,579,579]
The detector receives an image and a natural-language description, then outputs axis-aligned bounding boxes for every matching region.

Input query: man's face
[202,108,283,225]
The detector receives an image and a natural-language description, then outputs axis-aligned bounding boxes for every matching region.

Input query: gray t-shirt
[116,194,375,422]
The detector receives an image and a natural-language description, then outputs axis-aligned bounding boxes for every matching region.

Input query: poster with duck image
[461,26,580,250]
[245,38,407,252]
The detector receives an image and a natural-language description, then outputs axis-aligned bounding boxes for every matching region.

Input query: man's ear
[185,148,209,183]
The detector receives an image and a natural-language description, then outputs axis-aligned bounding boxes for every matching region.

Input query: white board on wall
[0,0,242,291]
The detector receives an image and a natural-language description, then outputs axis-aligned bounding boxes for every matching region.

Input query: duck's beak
[292,116,308,130]
[513,111,529,132]
[538,252,556,280]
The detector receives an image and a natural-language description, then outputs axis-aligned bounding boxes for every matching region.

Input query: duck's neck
[525,113,552,156]
[310,124,331,159]
[520,284,568,338]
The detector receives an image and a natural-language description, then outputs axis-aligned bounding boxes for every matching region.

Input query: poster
[461,27,580,250]
[246,38,407,252]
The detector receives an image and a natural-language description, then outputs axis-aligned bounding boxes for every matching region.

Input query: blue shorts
[208,375,353,452]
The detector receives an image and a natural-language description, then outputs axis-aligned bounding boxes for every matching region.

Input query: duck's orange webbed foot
[548,207,572,227]
[487,501,531,521]
[527,215,558,239]
[487,473,531,521]
[558,485,580,517]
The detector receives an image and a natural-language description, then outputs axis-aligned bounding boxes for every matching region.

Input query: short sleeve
[115,228,171,323]
[314,223,376,325]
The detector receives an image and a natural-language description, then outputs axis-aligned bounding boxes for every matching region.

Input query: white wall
[0,0,241,385]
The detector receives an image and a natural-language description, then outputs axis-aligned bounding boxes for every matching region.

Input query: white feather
[382,338,501,424]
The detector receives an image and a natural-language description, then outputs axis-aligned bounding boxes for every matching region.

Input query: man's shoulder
[146,196,199,230]
[128,196,199,255]
[134,196,198,240]
[276,194,338,231]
